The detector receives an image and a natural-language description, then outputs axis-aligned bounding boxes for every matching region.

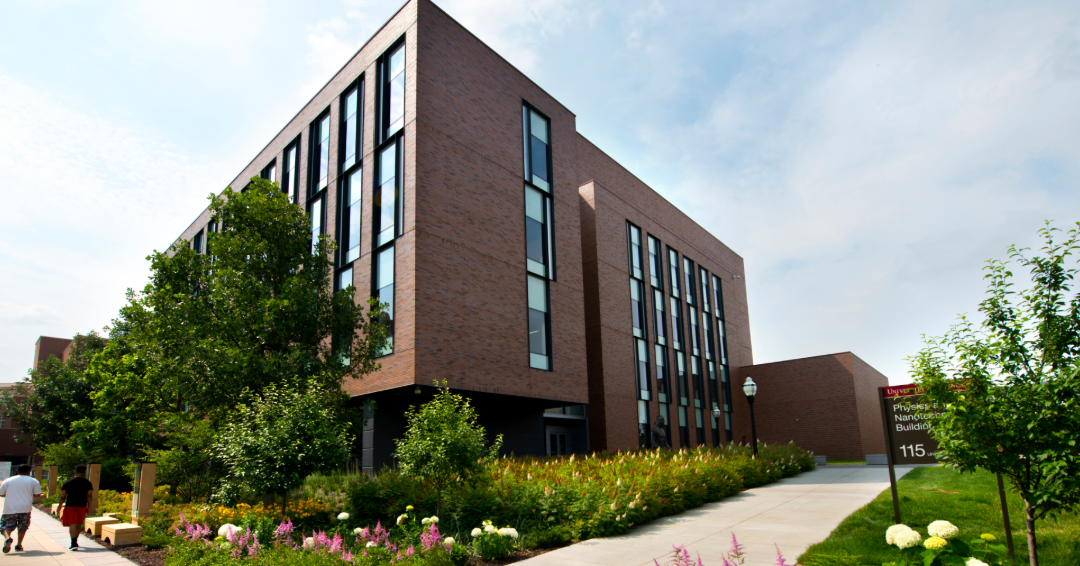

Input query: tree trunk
[281,489,289,523]
[1025,498,1039,566]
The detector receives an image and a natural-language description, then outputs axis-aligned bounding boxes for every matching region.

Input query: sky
[1,0,1079,385]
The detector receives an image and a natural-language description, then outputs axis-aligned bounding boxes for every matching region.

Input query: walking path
[0,498,135,566]
[519,465,914,566]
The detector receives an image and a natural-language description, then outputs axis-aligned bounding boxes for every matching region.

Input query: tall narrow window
[379,42,406,141]
[335,266,355,364]
[655,344,669,403]
[703,315,714,361]
[683,257,696,305]
[282,138,301,203]
[718,319,728,365]
[631,280,646,338]
[523,105,551,192]
[677,353,689,407]
[713,275,725,319]
[692,356,705,445]
[309,197,323,254]
[708,361,721,445]
[701,268,711,314]
[659,403,672,447]
[648,235,662,289]
[339,167,363,265]
[634,339,650,401]
[671,297,683,351]
[721,364,733,441]
[638,400,650,449]
[689,305,701,356]
[374,246,395,355]
[668,248,681,298]
[261,160,276,183]
[527,274,551,370]
[193,229,204,254]
[628,224,643,280]
[311,113,331,193]
[340,79,363,172]
[653,289,666,345]
[525,187,550,276]
[374,141,400,248]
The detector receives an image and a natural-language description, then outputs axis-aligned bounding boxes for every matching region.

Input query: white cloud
[0,74,230,382]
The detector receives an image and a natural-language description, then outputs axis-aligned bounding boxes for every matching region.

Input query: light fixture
[742,377,759,457]
[413,386,422,396]
[711,407,722,420]
[742,377,758,398]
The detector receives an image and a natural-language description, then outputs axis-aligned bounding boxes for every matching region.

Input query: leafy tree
[39,441,101,484]
[0,333,107,448]
[395,383,503,515]
[138,418,224,502]
[214,382,354,518]
[107,177,388,422]
[910,221,1080,566]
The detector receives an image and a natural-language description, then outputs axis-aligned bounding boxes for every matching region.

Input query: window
[193,229,204,255]
[659,404,672,447]
[311,113,331,194]
[670,297,683,351]
[668,247,681,298]
[631,280,646,338]
[524,103,556,279]
[708,361,721,445]
[701,268,711,313]
[309,196,323,254]
[638,400,650,449]
[628,223,643,280]
[261,160,276,184]
[0,417,5,428]
[655,344,670,403]
[339,167,363,265]
[653,289,666,345]
[689,305,701,356]
[634,339,650,401]
[718,320,728,365]
[703,315,714,361]
[374,246,395,355]
[374,140,402,248]
[523,105,551,192]
[282,138,301,203]
[648,235,662,289]
[683,257,696,305]
[525,186,553,277]
[378,41,405,141]
[335,266,355,364]
[677,352,689,407]
[528,274,551,370]
[340,78,364,173]
[713,275,725,320]
[678,406,689,447]
[692,357,705,444]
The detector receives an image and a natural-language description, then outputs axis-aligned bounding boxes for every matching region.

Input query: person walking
[0,463,43,553]
[56,465,94,551]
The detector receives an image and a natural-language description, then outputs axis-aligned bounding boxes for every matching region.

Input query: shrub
[521,525,572,549]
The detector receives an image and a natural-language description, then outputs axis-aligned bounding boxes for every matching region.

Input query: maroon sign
[880,383,943,465]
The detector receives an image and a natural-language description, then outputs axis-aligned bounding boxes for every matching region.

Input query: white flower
[397,514,407,526]
[471,528,483,537]
[498,527,519,539]
[484,525,497,533]
[965,559,989,566]
[218,524,238,538]
[444,537,455,546]
[895,530,922,550]
[337,512,350,521]
[430,516,439,524]
[303,537,315,550]
[422,517,431,525]
[366,541,377,548]
[353,527,364,535]
[885,524,914,545]
[927,520,959,540]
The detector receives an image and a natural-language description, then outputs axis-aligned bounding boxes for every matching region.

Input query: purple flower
[421,523,442,551]
[773,545,792,566]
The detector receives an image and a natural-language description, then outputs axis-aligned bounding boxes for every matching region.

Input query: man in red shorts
[56,465,94,551]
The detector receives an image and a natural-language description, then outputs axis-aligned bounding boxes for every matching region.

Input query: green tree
[138,417,224,502]
[0,333,107,448]
[394,384,503,515]
[910,221,1080,566]
[214,382,354,518]
[110,177,388,422]
[39,441,101,484]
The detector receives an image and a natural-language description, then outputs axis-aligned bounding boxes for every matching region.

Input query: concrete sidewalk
[518,465,913,566]
[0,498,135,566]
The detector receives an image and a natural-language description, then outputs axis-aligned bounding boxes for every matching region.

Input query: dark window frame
[375,36,406,146]
[337,166,364,269]
[260,159,277,184]
[648,234,663,290]
[668,246,681,298]
[339,76,365,175]
[372,133,404,250]
[522,100,557,280]
[281,135,302,204]
[192,229,204,254]
[683,256,697,306]
[526,273,554,371]
[308,109,332,200]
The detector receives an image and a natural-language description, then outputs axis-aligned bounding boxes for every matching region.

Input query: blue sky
[2,0,1079,384]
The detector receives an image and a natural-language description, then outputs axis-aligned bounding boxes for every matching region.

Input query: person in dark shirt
[57,465,94,551]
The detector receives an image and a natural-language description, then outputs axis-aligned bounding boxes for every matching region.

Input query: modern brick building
[169,0,888,470]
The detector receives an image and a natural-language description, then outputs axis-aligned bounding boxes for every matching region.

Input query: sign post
[879,384,945,524]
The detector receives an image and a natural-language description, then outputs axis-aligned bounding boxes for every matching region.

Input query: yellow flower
[924,537,948,550]
[980,533,996,542]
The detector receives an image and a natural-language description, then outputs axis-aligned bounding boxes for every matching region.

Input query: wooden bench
[85,516,120,537]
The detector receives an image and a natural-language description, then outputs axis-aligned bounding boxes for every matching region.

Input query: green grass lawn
[798,466,1080,566]
[825,460,867,466]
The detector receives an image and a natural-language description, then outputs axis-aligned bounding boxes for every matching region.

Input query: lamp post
[711,407,722,445]
[742,377,759,457]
